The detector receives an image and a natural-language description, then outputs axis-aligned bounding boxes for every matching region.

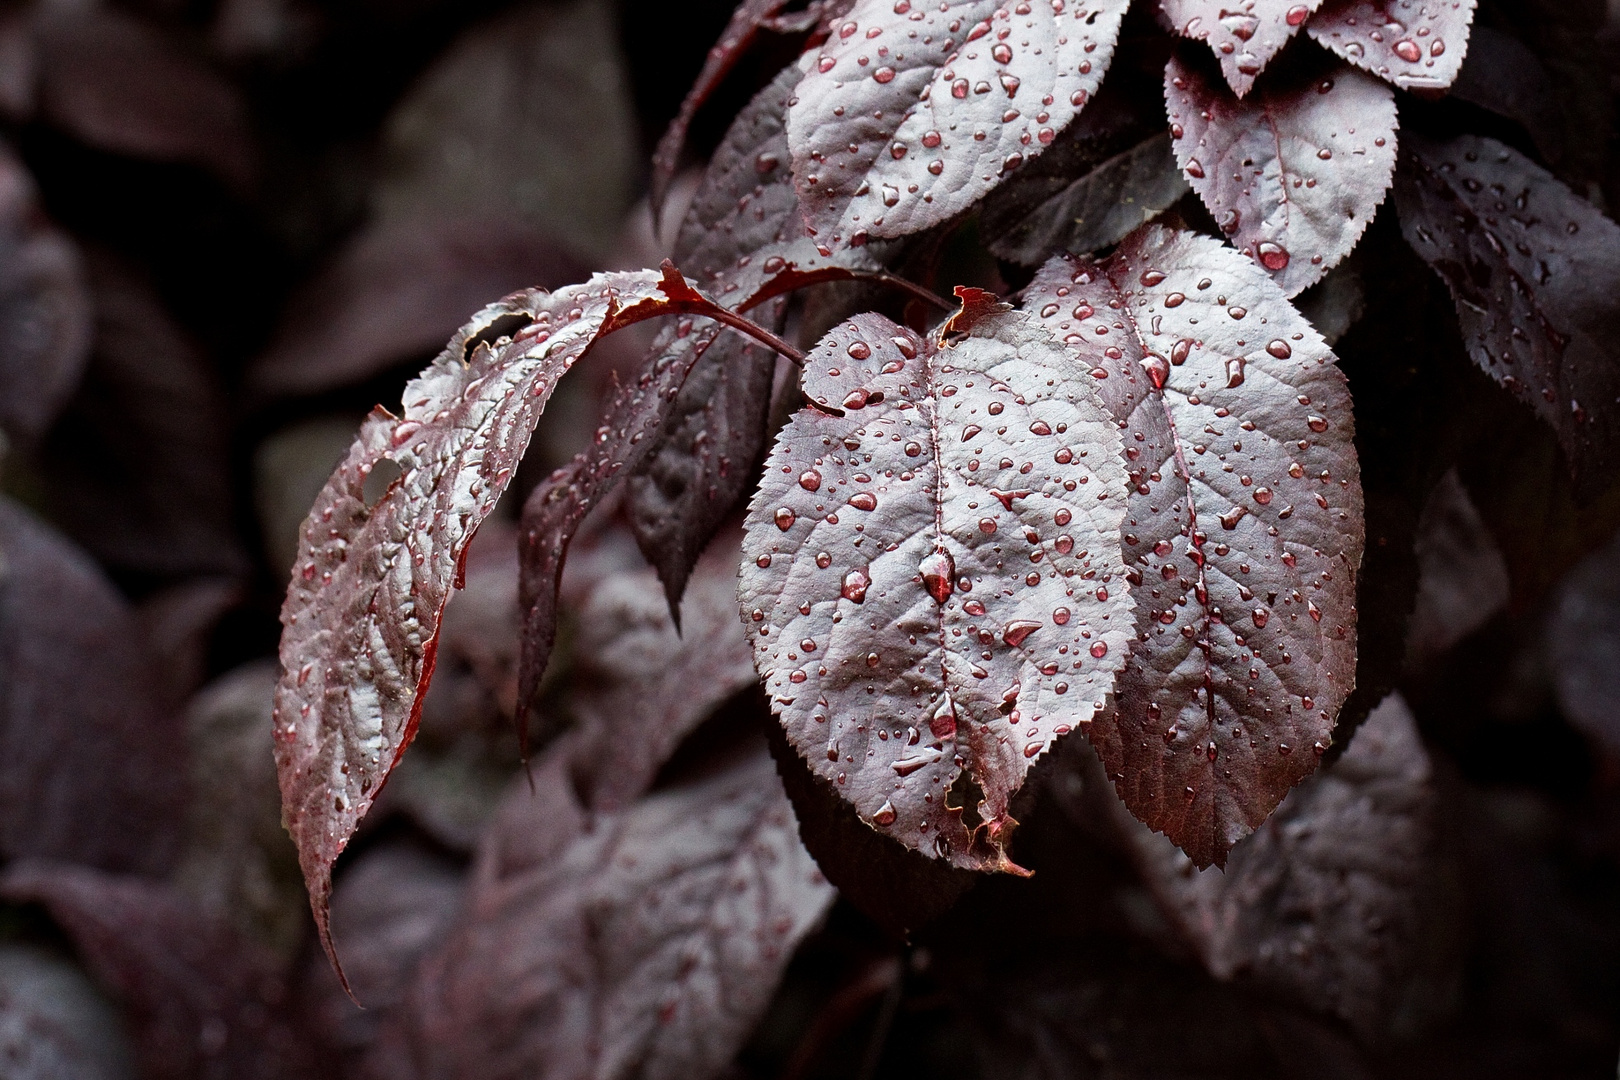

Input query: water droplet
[816,551,833,568]
[1307,414,1329,432]
[992,42,1013,63]
[919,550,955,603]
[979,517,997,534]
[1393,39,1421,62]
[964,599,986,616]
[844,388,870,409]
[1003,620,1042,647]
[1052,606,1070,625]
[756,554,772,568]
[1171,339,1193,365]
[818,55,837,72]
[1089,641,1109,658]
[1285,4,1308,25]
[1225,357,1246,388]
[1029,420,1052,436]
[1252,606,1270,627]
[775,507,796,530]
[952,78,970,98]
[849,491,878,511]
[1256,241,1290,270]
[1185,158,1205,179]
[1054,508,1072,526]
[842,567,871,603]
[1142,353,1170,389]
[874,65,896,83]
[1252,487,1272,505]
[904,441,922,457]
[1140,270,1166,287]
[931,696,957,739]
[1266,339,1292,359]
[872,800,897,826]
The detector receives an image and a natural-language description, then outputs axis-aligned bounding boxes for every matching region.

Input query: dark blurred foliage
[0,1,1619,1078]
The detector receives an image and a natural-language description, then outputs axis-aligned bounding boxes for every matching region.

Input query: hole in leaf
[462,313,535,362]
[946,769,987,834]
[362,458,403,508]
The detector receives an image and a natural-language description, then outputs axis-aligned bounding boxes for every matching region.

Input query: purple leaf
[1548,527,1620,758]
[739,298,1134,871]
[1116,694,1448,1038]
[1449,26,1563,166]
[1406,469,1507,665]
[37,251,247,580]
[0,943,135,1080]
[0,496,186,875]
[1024,225,1364,868]
[1158,0,1326,97]
[301,843,465,1079]
[1394,133,1620,481]
[562,529,761,811]
[651,0,852,223]
[523,67,871,718]
[0,139,90,450]
[787,0,1131,248]
[248,219,591,398]
[272,265,737,980]
[1307,0,1476,93]
[27,6,256,188]
[1165,55,1399,297]
[403,748,833,1079]
[0,862,327,1080]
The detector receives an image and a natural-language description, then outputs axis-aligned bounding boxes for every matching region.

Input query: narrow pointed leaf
[629,64,876,619]
[1165,55,1398,296]
[1159,0,1326,97]
[787,0,1130,248]
[739,299,1133,870]
[405,749,833,1080]
[1308,0,1476,92]
[650,0,851,221]
[273,265,732,975]
[1116,694,1446,1037]
[1394,133,1620,482]
[1025,225,1364,867]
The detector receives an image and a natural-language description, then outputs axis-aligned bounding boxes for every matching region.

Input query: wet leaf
[1165,55,1398,297]
[1307,0,1476,93]
[248,219,591,399]
[1024,225,1364,868]
[0,139,90,451]
[0,943,135,1080]
[1548,527,1620,758]
[563,530,760,811]
[1393,133,1620,483]
[0,496,186,875]
[1116,694,1448,1038]
[0,862,325,1080]
[273,265,736,978]
[986,131,1189,265]
[632,65,875,618]
[787,0,1131,248]
[404,748,833,1080]
[651,0,851,222]
[1158,0,1326,97]
[739,299,1133,871]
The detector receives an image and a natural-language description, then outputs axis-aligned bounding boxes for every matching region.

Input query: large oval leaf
[787,0,1130,248]
[739,297,1133,870]
[1158,0,1326,97]
[273,266,733,976]
[1307,0,1476,92]
[1393,133,1620,483]
[1165,55,1398,297]
[1025,225,1363,867]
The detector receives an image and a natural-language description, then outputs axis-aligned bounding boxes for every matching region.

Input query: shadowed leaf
[1548,527,1620,758]
[787,0,1131,247]
[273,266,736,980]
[1165,55,1398,297]
[403,748,833,1080]
[1024,225,1364,868]
[1394,133,1620,484]
[1115,693,1450,1037]
[0,496,186,875]
[0,862,326,1080]
[0,943,135,1080]
[1307,0,1476,93]
[1158,0,1326,97]
[740,300,1133,871]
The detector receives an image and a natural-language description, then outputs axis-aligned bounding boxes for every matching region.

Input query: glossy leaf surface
[1308,0,1475,92]
[787,0,1130,247]
[1159,0,1325,97]
[273,266,729,975]
[1025,225,1363,867]
[1166,55,1398,296]
[1394,133,1620,482]
[740,300,1132,870]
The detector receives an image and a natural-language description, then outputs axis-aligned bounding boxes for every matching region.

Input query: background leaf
[1307,0,1476,92]
[1158,0,1326,97]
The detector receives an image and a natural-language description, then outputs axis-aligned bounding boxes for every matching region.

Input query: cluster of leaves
[5,0,1620,1077]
